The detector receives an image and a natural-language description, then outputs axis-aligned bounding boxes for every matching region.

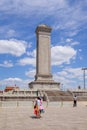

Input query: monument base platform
[29,80,60,90]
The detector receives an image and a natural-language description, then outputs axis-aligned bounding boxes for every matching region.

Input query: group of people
[33,97,44,118]
[33,95,77,118]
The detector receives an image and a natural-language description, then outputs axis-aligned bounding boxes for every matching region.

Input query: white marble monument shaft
[35,25,52,81]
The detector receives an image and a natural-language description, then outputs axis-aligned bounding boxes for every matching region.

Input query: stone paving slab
[0,102,87,130]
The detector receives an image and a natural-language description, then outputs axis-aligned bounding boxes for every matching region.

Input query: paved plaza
[0,101,87,130]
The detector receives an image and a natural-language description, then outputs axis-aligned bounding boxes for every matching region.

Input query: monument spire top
[36,24,52,33]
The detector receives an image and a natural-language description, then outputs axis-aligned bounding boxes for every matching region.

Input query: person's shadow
[30,115,41,119]
[30,115,38,119]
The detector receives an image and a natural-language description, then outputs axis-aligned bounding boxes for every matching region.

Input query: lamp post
[82,68,87,89]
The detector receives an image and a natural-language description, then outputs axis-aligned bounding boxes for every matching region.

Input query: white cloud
[64,67,83,79]
[51,46,77,65]
[5,77,22,82]
[18,57,36,66]
[53,67,84,90]
[6,29,16,38]
[27,42,32,49]
[0,0,67,15]
[0,27,16,38]
[0,39,27,56]
[71,41,79,46]
[65,38,80,46]
[53,0,87,36]
[18,49,36,66]
[0,0,86,38]
[27,49,36,57]
[0,60,13,67]
[0,77,30,89]
[79,49,82,52]
[66,38,72,43]
[25,69,35,78]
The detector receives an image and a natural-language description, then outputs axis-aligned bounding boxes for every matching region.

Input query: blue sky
[0,0,87,90]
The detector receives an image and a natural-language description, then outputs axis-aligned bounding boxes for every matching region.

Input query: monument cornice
[29,81,60,85]
[35,24,52,33]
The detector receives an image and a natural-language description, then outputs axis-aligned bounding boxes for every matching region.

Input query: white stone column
[35,24,53,81]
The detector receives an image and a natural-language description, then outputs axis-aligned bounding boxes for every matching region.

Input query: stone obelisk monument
[29,24,60,90]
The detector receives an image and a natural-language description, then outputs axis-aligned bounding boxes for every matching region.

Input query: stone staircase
[44,90,87,102]
[44,90,73,101]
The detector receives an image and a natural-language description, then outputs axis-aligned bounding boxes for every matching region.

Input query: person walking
[73,95,77,107]
[39,97,45,114]
[33,97,41,118]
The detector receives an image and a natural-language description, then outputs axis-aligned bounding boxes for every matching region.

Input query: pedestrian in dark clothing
[73,95,77,107]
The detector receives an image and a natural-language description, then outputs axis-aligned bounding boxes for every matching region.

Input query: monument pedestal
[29,80,60,91]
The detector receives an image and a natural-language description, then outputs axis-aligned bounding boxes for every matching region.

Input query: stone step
[44,90,87,101]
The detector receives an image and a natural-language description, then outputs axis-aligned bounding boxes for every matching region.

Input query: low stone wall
[1,90,87,102]
[0,96,37,101]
